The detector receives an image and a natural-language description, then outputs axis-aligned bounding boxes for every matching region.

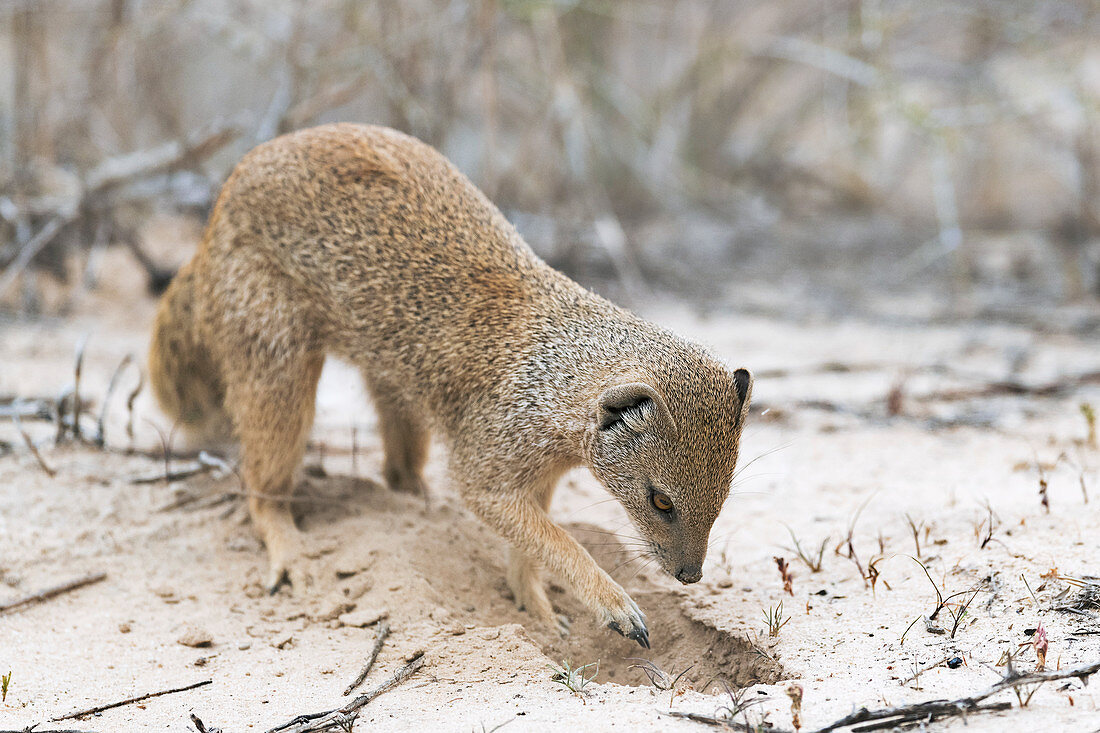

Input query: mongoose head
[586,363,752,585]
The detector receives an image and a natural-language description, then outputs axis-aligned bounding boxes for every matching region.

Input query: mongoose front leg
[505,477,569,634]
[461,483,649,648]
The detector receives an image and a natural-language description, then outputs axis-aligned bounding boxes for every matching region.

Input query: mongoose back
[149,123,752,647]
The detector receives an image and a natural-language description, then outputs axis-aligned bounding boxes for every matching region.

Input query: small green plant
[763,602,790,637]
[2,670,10,702]
[1081,403,1096,448]
[548,659,598,697]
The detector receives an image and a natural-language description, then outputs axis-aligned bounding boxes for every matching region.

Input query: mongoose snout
[148,123,752,649]
[675,564,704,584]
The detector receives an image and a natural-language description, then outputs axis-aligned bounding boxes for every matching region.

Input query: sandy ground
[2,246,1099,732]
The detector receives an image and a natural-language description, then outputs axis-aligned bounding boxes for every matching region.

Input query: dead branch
[83,125,239,193]
[669,659,1100,732]
[0,213,76,297]
[50,679,212,722]
[10,399,56,477]
[756,367,1100,428]
[267,651,425,733]
[0,729,96,733]
[128,451,234,485]
[929,371,1100,402]
[0,572,106,615]
[816,660,1100,732]
[0,397,54,420]
[0,124,240,298]
[343,621,390,696]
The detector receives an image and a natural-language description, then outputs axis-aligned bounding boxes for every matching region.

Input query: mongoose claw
[267,568,290,595]
[605,597,650,648]
[265,559,313,595]
[608,619,650,649]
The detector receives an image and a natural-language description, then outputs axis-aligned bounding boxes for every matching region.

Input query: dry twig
[0,124,240,297]
[267,652,425,733]
[128,451,234,485]
[190,712,223,733]
[95,353,135,447]
[10,399,55,477]
[343,621,391,696]
[669,659,1100,731]
[50,679,212,722]
[0,572,106,615]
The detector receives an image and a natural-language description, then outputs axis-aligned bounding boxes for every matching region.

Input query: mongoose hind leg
[364,376,430,496]
[226,352,325,594]
[506,479,569,635]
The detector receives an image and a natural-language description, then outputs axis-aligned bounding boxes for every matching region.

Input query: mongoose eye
[651,491,674,513]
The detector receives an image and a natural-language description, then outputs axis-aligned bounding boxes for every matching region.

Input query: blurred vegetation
[1,0,1099,321]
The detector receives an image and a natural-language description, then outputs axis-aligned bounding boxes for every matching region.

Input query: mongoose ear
[732,368,753,430]
[597,382,677,436]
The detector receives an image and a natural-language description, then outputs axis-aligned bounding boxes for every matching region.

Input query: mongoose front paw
[604,596,650,649]
[265,556,314,595]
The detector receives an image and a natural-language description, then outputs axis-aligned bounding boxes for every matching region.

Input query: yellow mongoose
[149,123,752,648]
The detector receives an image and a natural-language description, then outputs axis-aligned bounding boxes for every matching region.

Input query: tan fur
[149,124,752,647]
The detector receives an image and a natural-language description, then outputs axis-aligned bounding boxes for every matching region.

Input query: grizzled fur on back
[149,123,752,648]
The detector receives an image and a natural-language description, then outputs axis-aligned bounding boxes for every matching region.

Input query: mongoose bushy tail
[149,262,227,437]
[148,123,752,649]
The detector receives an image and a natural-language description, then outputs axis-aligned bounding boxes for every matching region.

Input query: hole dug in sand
[535,525,783,690]
[288,481,781,692]
[541,590,782,689]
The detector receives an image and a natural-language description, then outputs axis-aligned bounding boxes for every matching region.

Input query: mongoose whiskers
[148,123,752,647]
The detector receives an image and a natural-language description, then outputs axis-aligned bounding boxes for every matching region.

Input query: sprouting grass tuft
[1081,402,1096,448]
[548,659,598,697]
[763,601,790,638]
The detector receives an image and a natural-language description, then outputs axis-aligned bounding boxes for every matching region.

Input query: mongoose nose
[676,565,703,584]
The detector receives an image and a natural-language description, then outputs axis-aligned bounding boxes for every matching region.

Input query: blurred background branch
[1,0,1098,325]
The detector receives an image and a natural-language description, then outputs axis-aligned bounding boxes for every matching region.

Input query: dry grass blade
[665,680,765,730]
[1054,575,1100,612]
[95,353,135,447]
[71,334,88,442]
[626,658,693,691]
[785,525,827,573]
